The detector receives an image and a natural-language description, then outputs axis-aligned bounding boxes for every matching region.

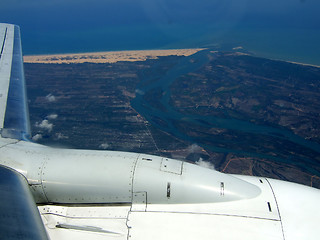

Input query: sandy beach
[23,49,204,64]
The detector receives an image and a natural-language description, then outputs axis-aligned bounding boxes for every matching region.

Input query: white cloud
[32,134,42,141]
[187,143,202,153]
[135,89,145,95]
[47,114,58,120]
[46,93,56,102]
[99,143,110,149]
[35,120,53,132]
[55,133,68,140]
[195,158,215,170]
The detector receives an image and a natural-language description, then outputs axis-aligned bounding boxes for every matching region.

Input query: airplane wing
[0,23,31,141]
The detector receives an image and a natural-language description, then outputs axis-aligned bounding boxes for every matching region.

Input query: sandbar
[23,49,204,64]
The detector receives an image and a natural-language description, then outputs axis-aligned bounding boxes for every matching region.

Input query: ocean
[3,0,316,65]
[21,24,320,66]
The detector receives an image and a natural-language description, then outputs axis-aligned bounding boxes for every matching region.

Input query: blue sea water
[20,24,320,65]
[0,0,317,65]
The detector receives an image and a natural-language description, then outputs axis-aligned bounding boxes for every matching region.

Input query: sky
[0,0,319,63]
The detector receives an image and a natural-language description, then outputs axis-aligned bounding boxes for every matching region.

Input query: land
[24,49,320,189]
[170,52,320,144]
[23,49,203,64]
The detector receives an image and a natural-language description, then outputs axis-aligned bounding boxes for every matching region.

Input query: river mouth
[131,49,320,177]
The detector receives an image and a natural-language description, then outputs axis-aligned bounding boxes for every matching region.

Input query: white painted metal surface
[0,24,14,128]
[133,155,261,204]
[267,178,320,240]
[145,176,279,220]
[1,138,320,239]
[0,138,139,203]
[127,212,284,240]
[39,205,130,240]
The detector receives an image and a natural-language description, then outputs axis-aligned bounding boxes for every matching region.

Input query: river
[131,49,320,176]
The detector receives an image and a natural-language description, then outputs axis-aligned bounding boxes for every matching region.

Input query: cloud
[99,143,110,149]
[46,94,56,102]
[195,158,215,170]
[35,120,53,132]
[135,89,145,95]
[187,143,202,153]
[55,133,68,140]
[32,134,42,141]
[47,114,58,120]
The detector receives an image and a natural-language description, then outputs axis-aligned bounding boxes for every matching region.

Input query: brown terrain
[24,49,320,188]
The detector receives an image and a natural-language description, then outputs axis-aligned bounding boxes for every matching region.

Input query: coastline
[24,48,320,68]
[23,48,204,64]
[285,60,320,69]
